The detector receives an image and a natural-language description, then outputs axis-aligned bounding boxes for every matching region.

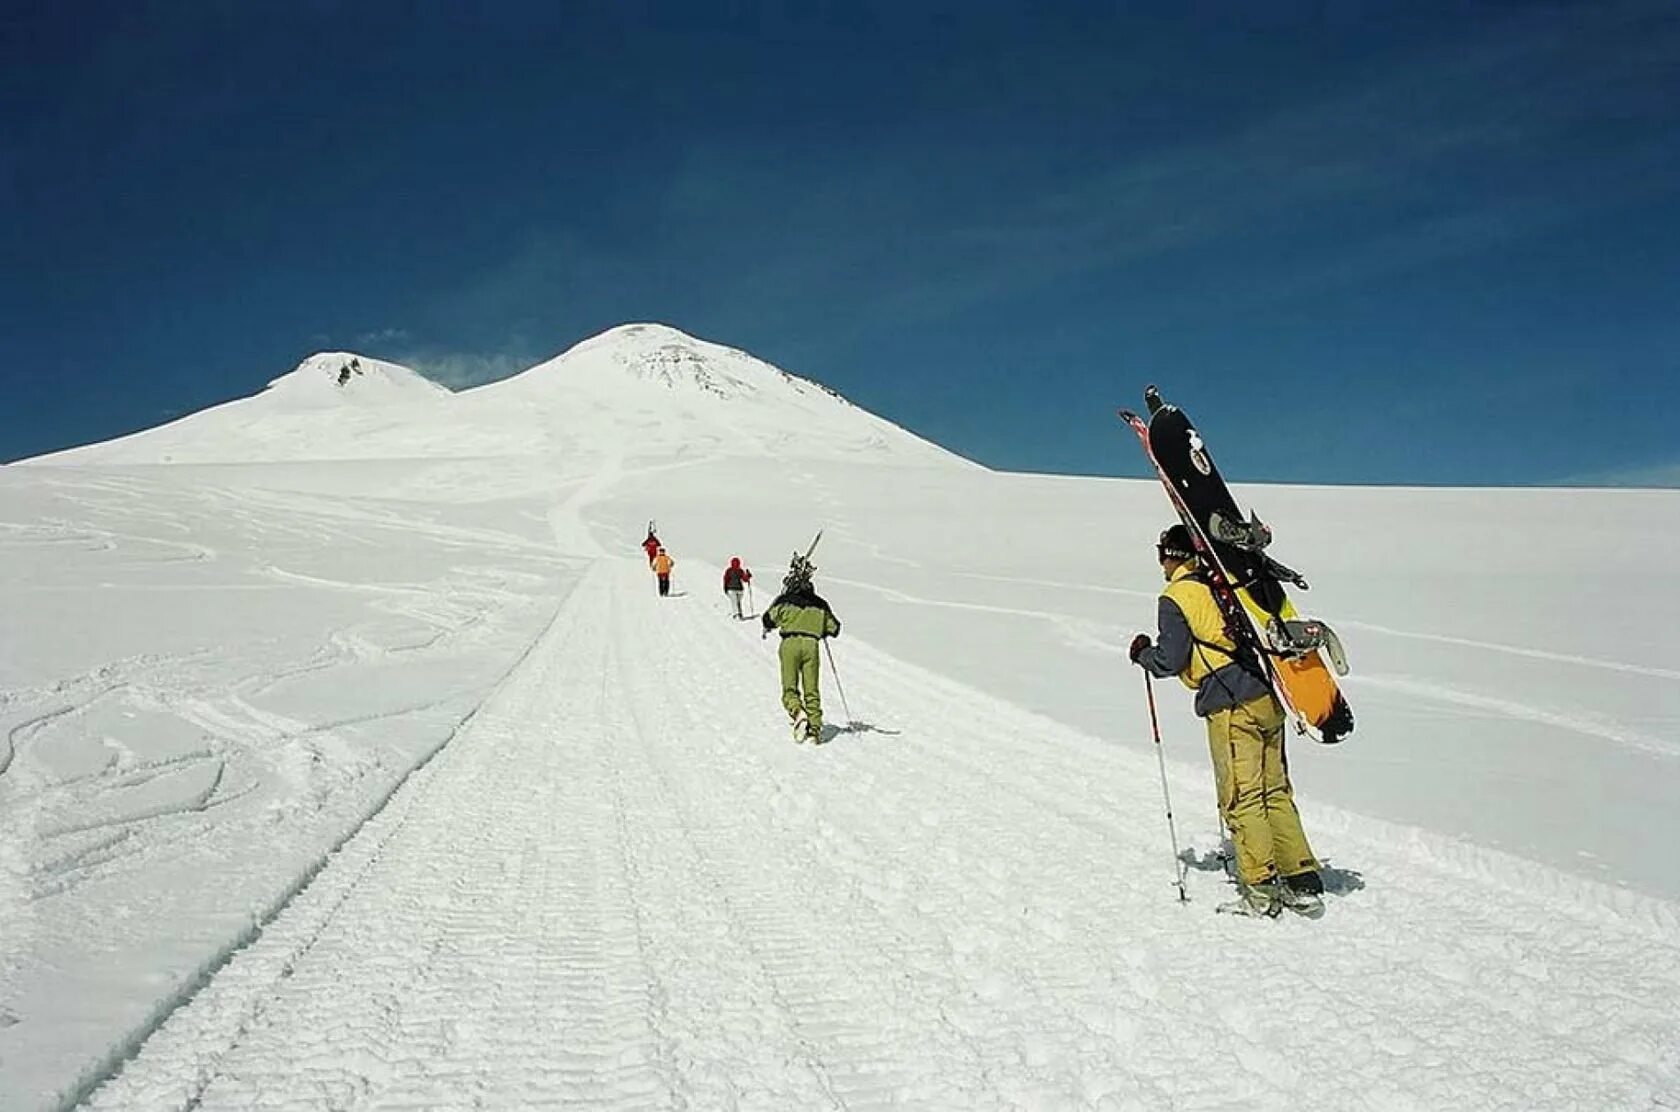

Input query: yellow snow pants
[778,635,823,732]
[1207,694,1319,886]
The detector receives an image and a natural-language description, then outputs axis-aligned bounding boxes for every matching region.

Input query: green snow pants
[1206,694,1319,886]
[778,635,823,732]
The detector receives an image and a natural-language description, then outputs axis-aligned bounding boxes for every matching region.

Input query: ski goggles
[1157,542,1195,562]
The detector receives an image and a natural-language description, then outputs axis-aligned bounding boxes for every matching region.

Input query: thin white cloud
[356,327,412,346]
[396,349,534,390]
[334,327,536,389]
[415,1,1680,353]
[1560,460,1680,489]
[922,12,1673,309]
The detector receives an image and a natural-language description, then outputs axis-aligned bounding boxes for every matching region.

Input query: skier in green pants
[761,555,842,744]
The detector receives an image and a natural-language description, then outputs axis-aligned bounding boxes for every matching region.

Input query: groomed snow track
[83,559,1680,1110]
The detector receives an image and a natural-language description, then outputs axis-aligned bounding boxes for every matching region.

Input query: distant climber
[723,557,753,620]
[651,547,674,597]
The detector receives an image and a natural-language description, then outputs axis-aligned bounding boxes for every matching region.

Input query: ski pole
[1143,671,1189,904]
[823,639,854,726]
[747,580,755,617]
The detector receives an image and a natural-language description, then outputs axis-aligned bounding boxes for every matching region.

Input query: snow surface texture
[3,323,1678,1109]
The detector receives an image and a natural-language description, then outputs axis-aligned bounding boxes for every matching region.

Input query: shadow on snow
[1180,844,1367,897]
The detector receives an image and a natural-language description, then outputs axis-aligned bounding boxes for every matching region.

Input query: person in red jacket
[723,557,753,619]
[642,529,661,565]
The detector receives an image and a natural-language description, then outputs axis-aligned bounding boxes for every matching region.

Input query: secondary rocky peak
[269,353,451,405]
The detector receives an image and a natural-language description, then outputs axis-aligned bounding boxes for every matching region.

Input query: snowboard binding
[1209,509,1273,551]
[1266,617,1350,676]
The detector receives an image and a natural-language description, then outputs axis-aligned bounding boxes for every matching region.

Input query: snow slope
[80,559,1680,1111]
[2,325,1678,1109]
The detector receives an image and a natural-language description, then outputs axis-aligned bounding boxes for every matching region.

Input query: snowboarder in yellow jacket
[761,556,841,744]
[1130,525,1325,918]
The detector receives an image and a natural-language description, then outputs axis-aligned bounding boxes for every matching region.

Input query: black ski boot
[1279,871,1326,918]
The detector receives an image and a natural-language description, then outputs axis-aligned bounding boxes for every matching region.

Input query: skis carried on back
[777,530,825,745]
[1119,387,1354,744]
[788,529,822,582]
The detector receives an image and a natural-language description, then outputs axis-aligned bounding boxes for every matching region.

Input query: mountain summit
[525,323,807,400]
[465,323,967,467]
[265,353,453,409]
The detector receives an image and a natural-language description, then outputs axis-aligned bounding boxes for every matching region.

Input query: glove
[1128,633,1152,663]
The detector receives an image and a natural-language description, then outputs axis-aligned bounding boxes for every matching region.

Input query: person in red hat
[723,557,753,620]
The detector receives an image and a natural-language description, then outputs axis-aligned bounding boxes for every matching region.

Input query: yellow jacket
[1137,561,1272,717]
[652,553,674,575]
[1161,563,1238,690]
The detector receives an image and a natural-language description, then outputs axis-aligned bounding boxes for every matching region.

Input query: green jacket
[762,586,841,639]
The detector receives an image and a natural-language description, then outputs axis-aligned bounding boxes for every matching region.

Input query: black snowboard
[1145,403,1298,616]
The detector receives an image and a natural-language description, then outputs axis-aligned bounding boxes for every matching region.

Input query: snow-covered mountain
[34,353,451,465]
[3,327,1678,1110]
[461,323,968,467]
[31,324,970,470]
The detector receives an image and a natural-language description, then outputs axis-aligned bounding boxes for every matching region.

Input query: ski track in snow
[877,567,1680,684]
[820,572,1680,761]
[83,558,1680,1111]
[0,467,590,1109]
[1350,673,1680,760]
[1333,618,1680,682]
[835,551,1676,687]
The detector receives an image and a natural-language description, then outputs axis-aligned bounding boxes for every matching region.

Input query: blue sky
[3,1,1677,485]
